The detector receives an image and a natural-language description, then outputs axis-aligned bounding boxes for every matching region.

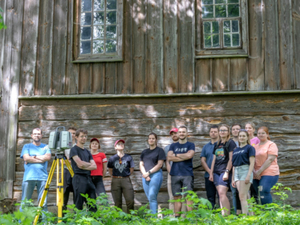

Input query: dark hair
[257,126,271,140]
[231,124,242,129]
[209,125,219,132]
[68,126,77,131]
[31,128,42,135]
[178,125,187,130]
[238,130,250,146]
[75,128,88,137]
[148,132,158,145]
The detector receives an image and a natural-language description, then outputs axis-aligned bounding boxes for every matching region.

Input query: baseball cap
[169,128,178,135]
[90,138,100,143]
[114,139,125,146]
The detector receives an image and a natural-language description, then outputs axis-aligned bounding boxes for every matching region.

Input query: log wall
[14,93,300,207]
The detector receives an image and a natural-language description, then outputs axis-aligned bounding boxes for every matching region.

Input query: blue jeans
[253,175,279,205]
[142,169,163,214]
[20,180,47,211]
[230,184,241,213]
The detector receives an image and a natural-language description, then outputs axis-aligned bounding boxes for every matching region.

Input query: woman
[209,124,236,216]
[90,138,107,196]
[108,139,135,213]
[140,133,166,214]
[245,122,260,146]
[232,130,255,215]
[253,126,280,205]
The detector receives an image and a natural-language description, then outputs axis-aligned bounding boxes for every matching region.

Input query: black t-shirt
[232,144,255,167]
[140,147,166,172]
[70,145,93,175]
[213,139,236,174]
[107,154,135,177]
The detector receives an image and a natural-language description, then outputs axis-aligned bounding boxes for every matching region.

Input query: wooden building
[0,0,300,209]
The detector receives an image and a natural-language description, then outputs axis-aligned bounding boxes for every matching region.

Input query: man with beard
[20,128,51,211]
[168,126,195,217]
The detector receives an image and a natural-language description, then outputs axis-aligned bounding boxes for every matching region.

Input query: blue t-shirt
[20,143,51,181]
[107,154,135,177]
[232,144,255,167]
[169,142,195,176]
[200,141,216,178]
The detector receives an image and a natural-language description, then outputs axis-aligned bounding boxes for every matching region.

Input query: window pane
[94,26,105,38]
[232,20,239,32]
[94,12,105,25]
[215,5,226,18]
[202,5,213,18]
[215,0,226,3]
[93,40,104,54]
[204,22,211,34]
[232,33,239,46]
[204,35,212,48]
[213,35,220,47]
[94,0,105,11]
[228,0,239,3]
[228,4,239,17]
[81,41,91,54]
[202,0,213,4]
[224,21,230,33]
[106,39,117,53]
[81,0,91,12]
[106,26,117,38]
[106,11,117,24]
[224,34,231,47]
[81,27,91,40]
[212,21,219,34]
[107,0,117,10]
[81,13,91,25]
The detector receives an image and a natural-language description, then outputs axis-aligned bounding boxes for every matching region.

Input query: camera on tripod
[48,126,72,154]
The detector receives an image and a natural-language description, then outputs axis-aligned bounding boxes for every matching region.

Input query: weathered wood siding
[12,0,299,96]
[14,94,300,206]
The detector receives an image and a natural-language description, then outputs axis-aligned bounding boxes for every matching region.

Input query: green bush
[0,183,299,225]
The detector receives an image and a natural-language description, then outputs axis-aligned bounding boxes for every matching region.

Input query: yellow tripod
[33,153,74,224]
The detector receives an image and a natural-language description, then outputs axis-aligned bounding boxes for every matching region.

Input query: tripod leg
[33,158,57,225]
[64,159,74,177]
[57,159,64,222]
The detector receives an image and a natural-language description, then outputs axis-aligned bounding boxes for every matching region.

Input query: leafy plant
[0,7,6,30]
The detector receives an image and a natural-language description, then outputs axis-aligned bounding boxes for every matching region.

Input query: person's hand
[223,172,229,181]
[245,175,250,184]
[232,180,236,188]
[146,177,151,181]
[209,174,213,182]
[142,172,149,178]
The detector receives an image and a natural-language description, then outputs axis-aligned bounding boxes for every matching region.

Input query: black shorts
[171,176,194,197]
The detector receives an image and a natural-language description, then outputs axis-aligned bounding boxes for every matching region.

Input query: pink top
[254,141,280,176]
[91,152,107,176]
[250,137,260,147]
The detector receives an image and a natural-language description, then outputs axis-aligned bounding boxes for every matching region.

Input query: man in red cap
[107,139,135,213]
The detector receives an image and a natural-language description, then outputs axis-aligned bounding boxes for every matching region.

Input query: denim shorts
[171,176,194,196]
[234,164,253,183]
[213,172,231,188]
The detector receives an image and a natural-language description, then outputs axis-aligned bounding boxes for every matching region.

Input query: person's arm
[255,154,276,177]
[139,161,149,178]
[176,150,195,160]
[23,154,44,163]
[130,167,134,175]
[166,156,171,173]
[168,151,185,162]
[108,168,113,176]
[35,153,51,163]
[223,151,233,181]
[72,155,94,170]
[209,155,216,182]
[147,160,164,174]
[201,157,211,175]
[103,162,107,177]
[245,156,255,184]
[231,166,236,188]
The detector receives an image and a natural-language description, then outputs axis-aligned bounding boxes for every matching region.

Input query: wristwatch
[148,170,152,174]
[175,153,177,157]
[225,169,229,173]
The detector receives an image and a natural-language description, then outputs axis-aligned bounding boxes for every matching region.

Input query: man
[20,128,51,211]
[63,127,77,211]
[231,124,241,147]
[168,126,195,217]
[200,125,219,209]
[69,128,97,211]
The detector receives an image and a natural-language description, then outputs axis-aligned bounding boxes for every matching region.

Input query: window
[73,0,123,62]
[196,0,248,58]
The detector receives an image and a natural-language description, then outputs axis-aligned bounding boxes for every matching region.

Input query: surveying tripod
[33,153,74,225]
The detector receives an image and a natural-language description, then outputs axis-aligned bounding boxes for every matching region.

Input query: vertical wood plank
[230,58,247,91]
[92,63,105,93]
[163,0,178,93]
[248,0,265,91]
[52,0,68,95]
[278,0,294,90]
[35,0,54,95]
[264,0,280,90]
[105,63,117,94]
[0,0,6,95]
[132,0,145,93]
[212,59,229,92]
[20,0,40,96]
[293,0,300,88]
[145,0,163,93]
[177,0,195,93]
[117,0,132,94]
[195,59,212,92]
[65,0,79,94]
[79,64,92,94]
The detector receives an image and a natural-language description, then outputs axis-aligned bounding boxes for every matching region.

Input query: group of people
[19,122,280,217]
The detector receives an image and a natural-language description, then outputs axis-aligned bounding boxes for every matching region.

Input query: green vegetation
[0,183,299,224]
[0,7,6,30]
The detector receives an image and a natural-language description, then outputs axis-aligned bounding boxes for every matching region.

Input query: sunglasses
[119,158,122,164]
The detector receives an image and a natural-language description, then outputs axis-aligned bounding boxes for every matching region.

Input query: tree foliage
[0,7,6,30]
